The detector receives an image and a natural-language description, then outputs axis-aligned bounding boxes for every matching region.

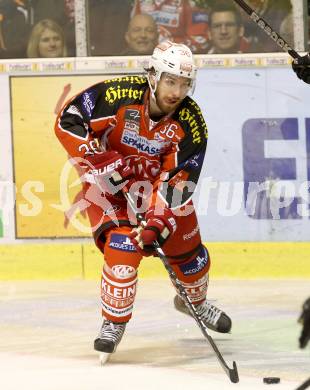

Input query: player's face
[154,73,192,114]
[209,12,243,53]
[38,28,63,58]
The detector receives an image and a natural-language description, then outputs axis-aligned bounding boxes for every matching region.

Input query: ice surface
[0,279,309,390]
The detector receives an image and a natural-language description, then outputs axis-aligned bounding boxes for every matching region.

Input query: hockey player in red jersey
[55,40,232,359]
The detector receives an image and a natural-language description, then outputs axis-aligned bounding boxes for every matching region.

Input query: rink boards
[1,241,309,280]
[0,55,310,279]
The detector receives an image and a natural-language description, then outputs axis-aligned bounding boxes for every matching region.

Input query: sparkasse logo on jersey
[121,129,169,156]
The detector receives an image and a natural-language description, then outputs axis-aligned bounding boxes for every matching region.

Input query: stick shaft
[295,377,310,390]
[232,0,300,59]
[124,191,239,383]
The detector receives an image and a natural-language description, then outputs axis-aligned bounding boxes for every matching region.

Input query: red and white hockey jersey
[55,75,208,210]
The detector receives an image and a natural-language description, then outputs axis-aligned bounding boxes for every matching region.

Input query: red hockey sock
[100,268,137,322]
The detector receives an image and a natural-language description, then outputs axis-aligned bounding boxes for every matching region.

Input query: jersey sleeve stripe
[91,115,116,123]
[56,117,90,141]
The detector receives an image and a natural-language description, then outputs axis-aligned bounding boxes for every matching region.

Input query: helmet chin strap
[147,71,162,113]
[149,89,163,117]
[147,71,158,100]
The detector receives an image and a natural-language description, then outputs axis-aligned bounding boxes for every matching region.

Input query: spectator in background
[88,0,132,56]
[27,19,67,58]
[279,11,294,47]
[242,0,293,52]
[0,0,30,58]
[207,1,257,54]
[122,14,159,55]
[30,0,75,56]
[131,0,210,54]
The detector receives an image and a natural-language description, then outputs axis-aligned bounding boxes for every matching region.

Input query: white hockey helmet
[148,40,197,94]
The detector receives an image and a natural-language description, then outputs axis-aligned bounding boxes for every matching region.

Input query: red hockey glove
[129,206,177,256]
[82,151,134,195]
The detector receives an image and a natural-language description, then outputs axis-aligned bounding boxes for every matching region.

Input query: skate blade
[99,352,111,365]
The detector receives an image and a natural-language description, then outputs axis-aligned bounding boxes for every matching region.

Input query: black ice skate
[94,319,127,364]
[174,295,232,333]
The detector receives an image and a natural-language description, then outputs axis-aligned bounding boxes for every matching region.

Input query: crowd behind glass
[0,0,308,59]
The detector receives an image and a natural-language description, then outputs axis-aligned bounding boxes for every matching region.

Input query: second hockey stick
[124,190,239,383]
[232,0,300,59]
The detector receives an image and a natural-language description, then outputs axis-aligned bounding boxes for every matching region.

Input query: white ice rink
[0,279,309,390]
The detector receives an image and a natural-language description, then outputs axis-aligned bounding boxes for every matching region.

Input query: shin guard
[100,268,137,323]
[170,245,210,304]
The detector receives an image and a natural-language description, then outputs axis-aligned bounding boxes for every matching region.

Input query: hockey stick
[232,0,300,59]
[124,190,239,383]
[295,377,310,390]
